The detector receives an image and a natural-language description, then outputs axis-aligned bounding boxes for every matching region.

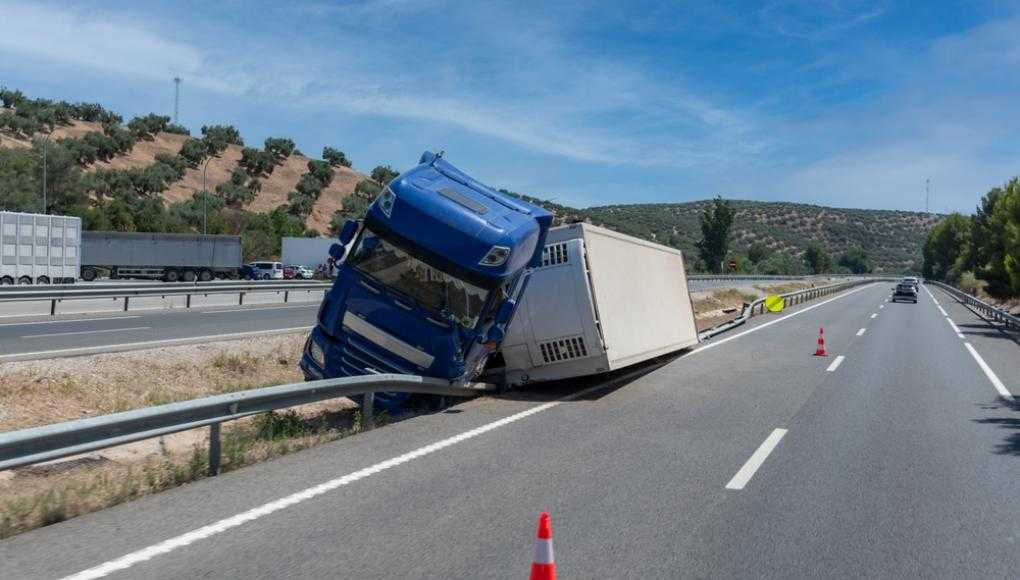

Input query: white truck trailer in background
[493,222,699,385]
[281,237,336,269]
[0,211,81,285]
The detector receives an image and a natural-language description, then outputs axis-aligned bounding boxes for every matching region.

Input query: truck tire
[182,270,197,282]
[36,276,49,285]
[0,276,13,286]
[164,269,180,283]
[17,276,32,285]
[198,269,213,282]
[81,267,98,282]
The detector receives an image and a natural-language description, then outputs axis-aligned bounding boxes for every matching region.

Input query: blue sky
[2,0,1018,213]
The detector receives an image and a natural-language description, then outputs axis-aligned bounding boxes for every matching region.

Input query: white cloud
[758,0,887,39]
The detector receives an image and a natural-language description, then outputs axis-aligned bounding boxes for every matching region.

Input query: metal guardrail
[0,374,494,475]
[698,277,889,340]
[926,280,1020,332]
[0,281,329,315]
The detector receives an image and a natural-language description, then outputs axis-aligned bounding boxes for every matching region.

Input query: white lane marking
[856,328,866,336]
[24,326,150,339]
[936,304,948,317]
[725,429,788,490]
[964,343,1014,402]
[879,304,884,309]
[696,283,876,355]
[201,304,318,314]
[60,380,611,580]
[870,313,877,319]
[826,355,846,372]
[947,318,962,336]
[0,315,142,327]
[0,327,312,362]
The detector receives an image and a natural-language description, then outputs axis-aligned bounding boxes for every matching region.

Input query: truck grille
[338,331,416,376]
[538,336,589,364]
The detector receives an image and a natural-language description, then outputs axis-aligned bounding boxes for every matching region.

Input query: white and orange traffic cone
[814,326,827,357]
[529,512,556,580]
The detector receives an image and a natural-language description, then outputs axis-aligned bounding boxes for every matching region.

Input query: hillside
[0,116,363,234]
[511,195,939,273]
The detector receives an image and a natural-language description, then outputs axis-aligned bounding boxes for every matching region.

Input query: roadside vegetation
[922,177,1020,306]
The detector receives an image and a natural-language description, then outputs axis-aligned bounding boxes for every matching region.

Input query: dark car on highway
[892,281,918,303]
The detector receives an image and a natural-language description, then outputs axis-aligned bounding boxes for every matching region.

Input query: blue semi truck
[299,152,553,402]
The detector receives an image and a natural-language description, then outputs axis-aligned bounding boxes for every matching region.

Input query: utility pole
[41,133,51,214]
[173,77,181,124]
[202,156,214,235]
[925,178,930,215]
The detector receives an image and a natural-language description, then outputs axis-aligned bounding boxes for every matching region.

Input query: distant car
[283,265,296,280]
[902,276,920,289]
[293,265,314,279]
[893,281,918,303]
[248,261,284,280]
[238,264,257,280]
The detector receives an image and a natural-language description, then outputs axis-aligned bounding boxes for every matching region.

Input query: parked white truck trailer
[281,237,336,269]
[493,223,699,385]
[0,211,81,285]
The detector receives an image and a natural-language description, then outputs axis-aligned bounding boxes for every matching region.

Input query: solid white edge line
[826,355,846,372]
[879,304,884,309]
[693,283,876,355]
[946,318,962,334]
[856,328,866,336]
[0,315,144,328]
[870,313,877,319]
[0,327,313,362]
[25,326,150,339]
[937,305,948,317]
[725,428,788,490]
[963,343,1014,401]
[60,378,614,580]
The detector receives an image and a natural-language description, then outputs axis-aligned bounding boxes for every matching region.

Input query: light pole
[201,156,214,234]
[40,133,51,214]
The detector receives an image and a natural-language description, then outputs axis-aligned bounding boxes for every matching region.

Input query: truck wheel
[0,276,13,286]
[262,273,271,280]
[198,269,213,282]
[81,267,97,282]
[164,269,180,283]
[36,276,50,285]
[182,270,197,282]
[17,276,32,285]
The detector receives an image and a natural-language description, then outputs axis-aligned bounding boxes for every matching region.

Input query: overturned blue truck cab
[300,152,552,406]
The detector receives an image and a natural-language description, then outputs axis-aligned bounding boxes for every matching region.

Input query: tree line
[922,177,1020,298]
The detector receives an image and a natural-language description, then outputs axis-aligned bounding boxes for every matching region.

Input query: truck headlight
[309,339,326,368]
[377,187,396,218]
[479,245,510,266]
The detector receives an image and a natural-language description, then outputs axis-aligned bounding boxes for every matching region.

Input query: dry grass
[0,334,306,432]
[0,408,379,539]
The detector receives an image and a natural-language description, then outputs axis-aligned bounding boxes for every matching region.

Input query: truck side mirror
[329,243,346,261]
[338,220,358,245]
[495,300,516,325]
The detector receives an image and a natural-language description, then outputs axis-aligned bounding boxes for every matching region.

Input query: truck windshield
[346,228,489,329]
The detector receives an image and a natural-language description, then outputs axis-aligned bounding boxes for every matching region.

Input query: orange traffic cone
[529,512,556,580]
[814,327,827,356]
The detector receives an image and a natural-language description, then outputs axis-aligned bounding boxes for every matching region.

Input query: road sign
[728,259,737,270]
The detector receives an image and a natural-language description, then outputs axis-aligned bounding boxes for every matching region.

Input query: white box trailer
[281,237,336,269]
[0,211,80,285]
[497,223,699,385]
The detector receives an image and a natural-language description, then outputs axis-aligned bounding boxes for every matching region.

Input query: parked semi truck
[81,231,242,282]
[0,211,81,285]
[299,152,699,402]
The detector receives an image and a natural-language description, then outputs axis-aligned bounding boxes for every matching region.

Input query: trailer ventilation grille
[538,336,589,364]
[540,243,569,267]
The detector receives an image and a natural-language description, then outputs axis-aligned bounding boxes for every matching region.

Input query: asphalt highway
[0,282,1017,578]
[0,303,319,361]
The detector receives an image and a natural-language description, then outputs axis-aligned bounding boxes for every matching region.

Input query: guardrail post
[239,292,245,306]
[186,294,192,309]
[123,296,129,312]
[208,422,221,476]
[50,299,57,316]
[284,290,289,303]
[362,392,375,432]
